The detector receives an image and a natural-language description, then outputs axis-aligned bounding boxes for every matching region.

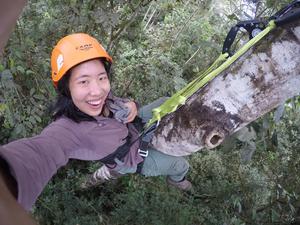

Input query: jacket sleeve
[106,93,140,122]
[0,121,77,211]
[106,92,140,107]
[0,117,133,211]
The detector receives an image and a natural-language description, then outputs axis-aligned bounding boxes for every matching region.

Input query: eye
[99,75,108,81]
[79,80,88,85]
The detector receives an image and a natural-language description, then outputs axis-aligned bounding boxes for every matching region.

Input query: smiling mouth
[87,100,102,107]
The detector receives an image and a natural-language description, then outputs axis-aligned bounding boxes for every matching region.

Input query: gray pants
[138,98,189,182]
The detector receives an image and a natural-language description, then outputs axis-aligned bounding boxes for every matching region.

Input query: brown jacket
[0,116,142,210]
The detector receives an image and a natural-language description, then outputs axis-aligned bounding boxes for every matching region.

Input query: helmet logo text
[56,54,64,73]
[76,43,93,51]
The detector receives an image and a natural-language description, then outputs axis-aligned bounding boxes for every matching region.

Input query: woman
[0,33,191,211]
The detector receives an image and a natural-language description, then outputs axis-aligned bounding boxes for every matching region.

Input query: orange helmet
[51,33,112,87]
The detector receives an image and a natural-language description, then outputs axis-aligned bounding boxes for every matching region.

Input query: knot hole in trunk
[205,129,225,149]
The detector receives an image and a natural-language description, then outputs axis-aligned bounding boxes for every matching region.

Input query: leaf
[15,123,25,135]
[26,70,35,76]
[25,121,33,129]
[0,103,7,114]
[9,58,15,69]
[33,114,42,123]
[227,13,239,21]
[28,116,36,125]
[33,94,45,100]
[16,65,25,74]
[30,88,36,96]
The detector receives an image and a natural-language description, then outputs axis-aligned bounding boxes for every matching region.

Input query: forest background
[0,0,299,224]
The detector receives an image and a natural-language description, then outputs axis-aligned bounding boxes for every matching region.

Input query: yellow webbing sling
[146,20,276,128]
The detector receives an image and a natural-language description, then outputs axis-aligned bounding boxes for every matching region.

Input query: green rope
[146,20,276,127]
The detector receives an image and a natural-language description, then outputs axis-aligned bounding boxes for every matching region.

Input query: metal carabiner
[270,0,300,26]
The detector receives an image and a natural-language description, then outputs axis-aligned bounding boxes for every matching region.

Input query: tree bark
[152,20,300,156]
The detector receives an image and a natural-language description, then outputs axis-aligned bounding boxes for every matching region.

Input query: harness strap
[99,134,132,166]
[99,117,152,170]
[136,139,149,174]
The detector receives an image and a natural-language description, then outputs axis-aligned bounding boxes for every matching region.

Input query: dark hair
[52,58,111,123]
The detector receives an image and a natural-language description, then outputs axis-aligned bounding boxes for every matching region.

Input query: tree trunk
[152,20,300,156]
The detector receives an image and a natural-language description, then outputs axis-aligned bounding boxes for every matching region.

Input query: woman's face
[69,59,110,117]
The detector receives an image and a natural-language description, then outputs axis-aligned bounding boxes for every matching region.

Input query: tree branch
[107,0,153,51]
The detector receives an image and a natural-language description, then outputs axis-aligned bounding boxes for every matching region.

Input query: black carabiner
[222,19,266,55]
[270,0,300,26]
[222,0,300,56]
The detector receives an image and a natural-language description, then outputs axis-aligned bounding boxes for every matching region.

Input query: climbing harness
[145,0,300,129]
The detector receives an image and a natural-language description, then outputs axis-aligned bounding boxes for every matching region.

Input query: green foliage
[0,67,51,142]
[32,105,300,225]
[110,0,228,103]
[1,0,300,224]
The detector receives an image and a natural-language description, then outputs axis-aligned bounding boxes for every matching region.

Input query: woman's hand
[0,167,37,225]
[124,101,138,123]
